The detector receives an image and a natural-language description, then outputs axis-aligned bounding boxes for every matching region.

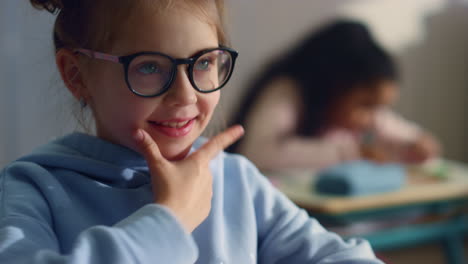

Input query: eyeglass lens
[127,49,233,96]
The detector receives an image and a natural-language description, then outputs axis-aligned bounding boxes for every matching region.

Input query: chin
[160,143,193,161]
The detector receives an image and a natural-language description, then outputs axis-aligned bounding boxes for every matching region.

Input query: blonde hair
[30,0,228,52]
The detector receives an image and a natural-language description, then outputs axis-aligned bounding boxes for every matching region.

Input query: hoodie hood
[17,132,205,188]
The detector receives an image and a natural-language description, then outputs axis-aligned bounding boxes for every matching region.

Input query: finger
[192,125,244,162]
[133,129,167,170]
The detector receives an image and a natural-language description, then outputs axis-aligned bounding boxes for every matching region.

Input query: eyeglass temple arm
[75,48,120,63]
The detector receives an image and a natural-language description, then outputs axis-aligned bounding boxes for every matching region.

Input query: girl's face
[82,6,220,160]
[328,80,398,132]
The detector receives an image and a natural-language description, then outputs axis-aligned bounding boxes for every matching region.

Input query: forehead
[108,3,219,57]
[346,80,398,104]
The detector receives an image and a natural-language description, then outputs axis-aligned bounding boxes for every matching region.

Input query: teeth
[160,120,190,128]
[177,121,189,128]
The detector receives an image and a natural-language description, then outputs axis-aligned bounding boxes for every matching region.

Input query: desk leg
[442,234,465,264]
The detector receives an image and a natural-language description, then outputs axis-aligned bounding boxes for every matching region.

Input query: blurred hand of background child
[324,129,361,162]
[401,134,440,164]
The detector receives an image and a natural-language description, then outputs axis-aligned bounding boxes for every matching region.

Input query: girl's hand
[134,125,244,233]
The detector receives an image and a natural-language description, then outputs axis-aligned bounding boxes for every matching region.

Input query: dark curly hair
[228,19,397,153]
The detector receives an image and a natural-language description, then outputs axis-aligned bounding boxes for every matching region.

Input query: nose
[163,66,197,107]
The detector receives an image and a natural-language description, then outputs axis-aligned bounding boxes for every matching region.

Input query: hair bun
[30,0,64,14]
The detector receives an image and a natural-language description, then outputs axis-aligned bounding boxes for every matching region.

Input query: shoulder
[1,160,51,182]
[0,138,73,185]
[0,137,74,202]
[251,75,302,115]
[214,151,276,193]
[0,161,56,217]
[1,160,58,198]
[218,151,259,174]
[258,76,301,103]
[193,137,273,188]
[240,76,303,145]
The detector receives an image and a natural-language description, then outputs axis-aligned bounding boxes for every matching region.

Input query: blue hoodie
[0,132,383,263]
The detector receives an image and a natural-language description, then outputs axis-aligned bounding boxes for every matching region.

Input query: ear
[56,49,90,101]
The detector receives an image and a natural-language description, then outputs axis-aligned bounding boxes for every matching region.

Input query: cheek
[351,109,374,127]
[86,61,124,88]
[333,105,353,124]
[200,92,220,117]
[87,66,127,105]
[94,96,147,132]
[88,67,156,129]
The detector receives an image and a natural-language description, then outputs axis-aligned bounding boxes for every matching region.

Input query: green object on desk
[433,161,450,179]
[420,159,451,180]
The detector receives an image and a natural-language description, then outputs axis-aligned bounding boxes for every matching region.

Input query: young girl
[0,1,383,263]
[229,20,439,171]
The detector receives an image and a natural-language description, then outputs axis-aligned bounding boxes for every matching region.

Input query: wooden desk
[268,160,468,264]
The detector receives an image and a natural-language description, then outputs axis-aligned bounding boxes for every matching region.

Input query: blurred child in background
[229,19,439,172]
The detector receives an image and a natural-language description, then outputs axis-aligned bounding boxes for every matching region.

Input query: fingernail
[134,129,144,142]
[236,125,245,135]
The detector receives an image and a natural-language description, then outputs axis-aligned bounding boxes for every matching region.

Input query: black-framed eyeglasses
[75,46,238,97]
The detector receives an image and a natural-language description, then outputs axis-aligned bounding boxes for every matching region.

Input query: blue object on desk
[315,161,406,196]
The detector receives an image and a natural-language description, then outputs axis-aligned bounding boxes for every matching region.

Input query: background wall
[1,0,468,165]
[0,1,75,166]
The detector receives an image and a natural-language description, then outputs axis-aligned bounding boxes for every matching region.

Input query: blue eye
[195,58,213,71]
[138,63,160,74]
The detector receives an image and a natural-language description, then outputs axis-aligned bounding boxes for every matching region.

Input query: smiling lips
[148,118,196,138]
[160,120,191,128]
